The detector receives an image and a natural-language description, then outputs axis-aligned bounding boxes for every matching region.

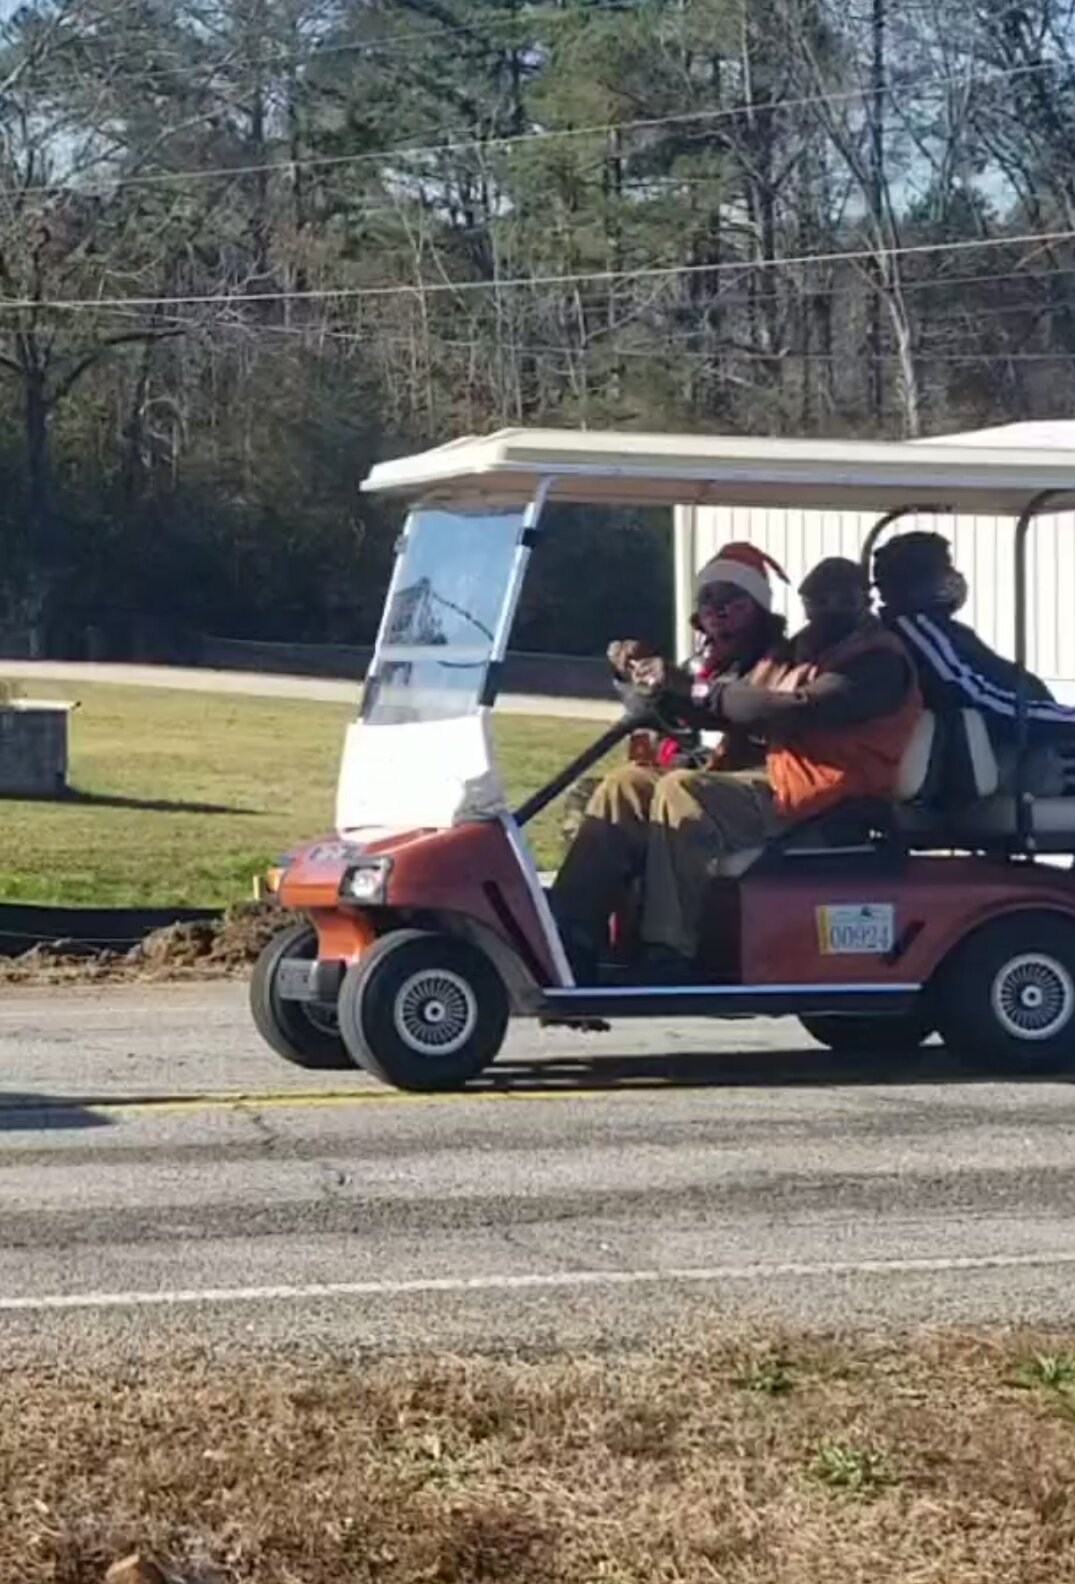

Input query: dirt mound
[0,903,283,986]
[130,903,282,974]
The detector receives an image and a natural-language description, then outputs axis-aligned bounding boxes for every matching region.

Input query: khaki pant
[551,763,785,959]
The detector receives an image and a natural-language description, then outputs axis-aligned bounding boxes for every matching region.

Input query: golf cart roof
[362,426,1075,515]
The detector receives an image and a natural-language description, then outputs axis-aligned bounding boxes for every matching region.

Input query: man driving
[551,557,921,981]
[618,541,790,771]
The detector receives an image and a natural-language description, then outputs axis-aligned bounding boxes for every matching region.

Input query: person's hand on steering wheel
[628,655,690,699]
[607,638,653,680]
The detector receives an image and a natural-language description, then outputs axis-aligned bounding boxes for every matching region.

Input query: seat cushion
[898,794,1075,846]
[710,845,764,878]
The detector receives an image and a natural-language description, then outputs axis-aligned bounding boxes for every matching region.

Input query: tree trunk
[24,360,53,656]
[867,0,885,426]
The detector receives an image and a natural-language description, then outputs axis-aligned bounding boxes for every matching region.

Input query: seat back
[895,710,936,802]
[895,707,999,809]
[937,708,1000,803]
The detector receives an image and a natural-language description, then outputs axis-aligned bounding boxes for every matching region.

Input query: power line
[76,289,1075,376]
[48,296,1075,374]
[179,293,1075,344]
[48,267,1068,352]
[545,262,1075,315]
[7,58,1060,195]
[157,313,1075,366]
[2,225,1073,313]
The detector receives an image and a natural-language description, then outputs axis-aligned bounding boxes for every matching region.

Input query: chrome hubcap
[394,969,477,1056]
[991,953,1075,1042]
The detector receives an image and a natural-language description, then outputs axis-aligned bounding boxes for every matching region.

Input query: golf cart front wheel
[799,1010,931,1053]
[337,928,509,1091]
[936,913,1075,1074]
[250,921,351,1071]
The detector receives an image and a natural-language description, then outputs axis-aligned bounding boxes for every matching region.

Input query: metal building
[675,420,1075,705]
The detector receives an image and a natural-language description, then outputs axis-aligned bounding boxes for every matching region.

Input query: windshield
[362,504,528,725]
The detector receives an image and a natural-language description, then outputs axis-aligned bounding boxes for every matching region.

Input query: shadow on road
[474,1043,1064,1093]
[0,1094,111,1131]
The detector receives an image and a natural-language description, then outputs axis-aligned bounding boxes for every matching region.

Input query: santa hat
[695,541,789,612]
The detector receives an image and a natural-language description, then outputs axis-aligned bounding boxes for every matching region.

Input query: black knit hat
[873,531,952,602]
[799,556,869,600]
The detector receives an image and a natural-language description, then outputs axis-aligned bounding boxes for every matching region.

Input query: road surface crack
[238,1103,281,1155]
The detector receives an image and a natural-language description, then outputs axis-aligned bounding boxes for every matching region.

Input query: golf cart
[251,428,1075,1090]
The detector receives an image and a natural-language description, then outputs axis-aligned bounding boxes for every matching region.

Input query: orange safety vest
[747,625,922,819]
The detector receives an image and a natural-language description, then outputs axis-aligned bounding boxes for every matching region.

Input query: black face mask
[882,568,968,617]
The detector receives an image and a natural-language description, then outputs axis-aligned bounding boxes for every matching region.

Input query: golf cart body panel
[279,820,561,991]
[732,857,1075,986]
[250,426,1075,1089]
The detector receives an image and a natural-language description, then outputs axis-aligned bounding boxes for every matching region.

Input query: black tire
[934,912,1075,1074]
[337,928,509,1092]
[250,921,351,1071]
[799,1010,931,1052]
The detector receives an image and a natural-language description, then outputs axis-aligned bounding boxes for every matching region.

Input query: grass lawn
[6,1332,1075,1582]
[0,684,602,907]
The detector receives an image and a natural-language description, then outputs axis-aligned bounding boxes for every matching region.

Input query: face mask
[880,565,967,616]
[935,569,968,614]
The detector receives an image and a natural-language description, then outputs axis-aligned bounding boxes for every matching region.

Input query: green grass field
[0,684,601,907]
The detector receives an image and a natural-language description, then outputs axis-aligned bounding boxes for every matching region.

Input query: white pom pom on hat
[694,541,790,612]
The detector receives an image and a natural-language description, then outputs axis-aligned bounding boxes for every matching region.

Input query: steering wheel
[624,688,701,742]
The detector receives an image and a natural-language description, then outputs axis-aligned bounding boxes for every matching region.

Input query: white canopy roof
[921,419,1075,450]
[362,425,1075,515]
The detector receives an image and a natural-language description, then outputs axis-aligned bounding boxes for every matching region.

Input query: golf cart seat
[710,709,942,878]
[897,707,1075,851]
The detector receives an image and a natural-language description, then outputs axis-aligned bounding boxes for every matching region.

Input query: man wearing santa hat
[551,552,921,982]
[614,541,792,771]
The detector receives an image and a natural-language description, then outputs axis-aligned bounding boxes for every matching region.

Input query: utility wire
[0,225,1072,313]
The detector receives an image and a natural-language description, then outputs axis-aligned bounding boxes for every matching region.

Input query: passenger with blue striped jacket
[873,531,1075,797]
[874,531,1075,739]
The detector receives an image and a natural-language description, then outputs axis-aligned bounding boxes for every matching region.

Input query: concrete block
[0,701,76,797]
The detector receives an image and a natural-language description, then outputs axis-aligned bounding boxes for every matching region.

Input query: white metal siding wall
[689,505,1075,705]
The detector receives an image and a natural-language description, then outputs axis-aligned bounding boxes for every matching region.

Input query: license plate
[816,903,894,956]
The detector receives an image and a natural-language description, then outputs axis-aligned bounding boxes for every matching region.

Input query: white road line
[5,1250,1075,1314]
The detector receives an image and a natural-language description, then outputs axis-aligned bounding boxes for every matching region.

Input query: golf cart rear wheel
[799,1011,931,1052]
[936,913,1075,1074]
[250,921,351,1071]
[338,928,508,1092]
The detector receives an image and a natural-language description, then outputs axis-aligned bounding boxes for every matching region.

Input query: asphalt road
[3,982,1075,1362]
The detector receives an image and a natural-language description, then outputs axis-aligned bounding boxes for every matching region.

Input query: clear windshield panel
[363,504,526,726]
[362,657,488,726]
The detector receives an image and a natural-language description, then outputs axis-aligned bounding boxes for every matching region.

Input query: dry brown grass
[6,1332,1075,1582]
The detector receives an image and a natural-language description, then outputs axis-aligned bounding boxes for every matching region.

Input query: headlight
[340,858,391,905]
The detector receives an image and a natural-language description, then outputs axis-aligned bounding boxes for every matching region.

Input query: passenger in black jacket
[873,531,1075,748]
